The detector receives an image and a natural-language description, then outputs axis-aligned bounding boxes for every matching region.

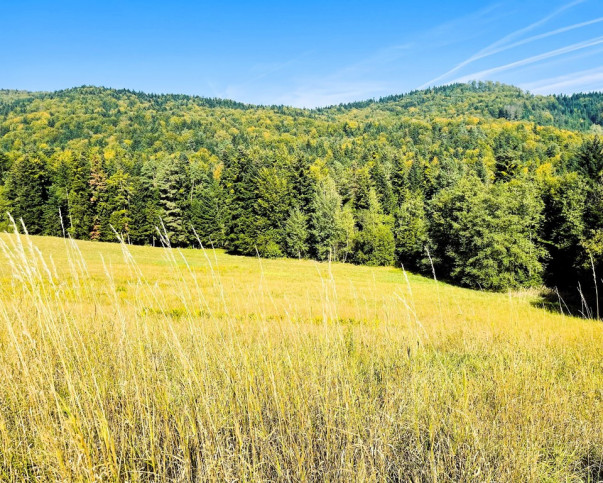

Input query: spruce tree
[4,154,49,234]
[290,156,315,214]
[130,161,161,245]
[190,173,226,247]
[67,154,93,239]
[222,148,259,255]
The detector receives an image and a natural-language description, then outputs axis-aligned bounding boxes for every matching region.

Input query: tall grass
[0,228,601,481]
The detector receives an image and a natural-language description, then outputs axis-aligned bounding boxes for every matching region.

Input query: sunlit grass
[0,232,601,481]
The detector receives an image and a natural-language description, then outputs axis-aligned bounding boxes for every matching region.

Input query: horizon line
[1,80,602,110]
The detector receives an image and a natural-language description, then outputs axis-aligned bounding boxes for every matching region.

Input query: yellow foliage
[535,162,554,180]
[103,148,116,161]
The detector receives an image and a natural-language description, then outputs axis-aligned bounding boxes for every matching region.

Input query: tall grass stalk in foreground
[0,225,601,481]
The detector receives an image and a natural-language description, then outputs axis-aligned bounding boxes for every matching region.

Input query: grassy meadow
[0,231,601,481]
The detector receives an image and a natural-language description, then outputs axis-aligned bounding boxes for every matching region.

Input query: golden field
[0,232,601,481]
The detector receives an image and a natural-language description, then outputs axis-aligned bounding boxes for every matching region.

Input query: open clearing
[0,233,601,481]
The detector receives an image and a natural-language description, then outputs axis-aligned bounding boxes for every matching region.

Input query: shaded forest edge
[1,81,603,313]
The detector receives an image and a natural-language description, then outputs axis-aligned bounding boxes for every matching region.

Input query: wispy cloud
[520,66,603,93]
[420,2,507,48]
[216,51,314,102]
[452,36,603,83]
[336,44,414,77]
[274,6,508,108]
[276,80,391,108]
[419,0,589,88]
[244,52,314,85]
[218,0,601,107]
[228,4,508,107]
[236,43,413,107]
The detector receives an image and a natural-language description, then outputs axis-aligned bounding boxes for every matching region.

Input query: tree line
[1,83,603,306]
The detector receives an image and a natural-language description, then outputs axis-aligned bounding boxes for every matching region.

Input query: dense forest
[1,81,603,305]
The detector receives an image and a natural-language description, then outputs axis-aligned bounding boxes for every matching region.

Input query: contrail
[452,36,603,83]
[419,0,588,88]
[520,66,603,93]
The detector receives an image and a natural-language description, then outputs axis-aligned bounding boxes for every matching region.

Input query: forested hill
[3,81,603,130]
[1,82,603,299]
[330,82,603,132]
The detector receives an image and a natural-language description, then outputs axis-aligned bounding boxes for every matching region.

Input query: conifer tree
[4,154,49,233]
[222,148,259,254]
[0,152,9,183]
[190,172,226,247]
[290,156,316,213]
[130,161,161,245]
[67,154,93,239]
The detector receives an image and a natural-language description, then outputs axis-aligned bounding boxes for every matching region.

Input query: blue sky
[1,0,602,107]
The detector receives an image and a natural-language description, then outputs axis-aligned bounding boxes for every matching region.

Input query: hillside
[0,233,601,480]
[0,82,602,299]
[330,82,603,132]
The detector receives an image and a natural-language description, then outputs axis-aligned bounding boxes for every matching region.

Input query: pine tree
[352,166,373,211]
[541,172,587,289]
[370,161,396,215]
[407,159,425,192]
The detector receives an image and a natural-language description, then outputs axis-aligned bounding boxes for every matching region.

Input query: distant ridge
[1,81,602,131]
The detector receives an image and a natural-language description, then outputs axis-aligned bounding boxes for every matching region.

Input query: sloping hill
[329,82,603,131]
[0,83,601,297]
[0,232,601,480]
